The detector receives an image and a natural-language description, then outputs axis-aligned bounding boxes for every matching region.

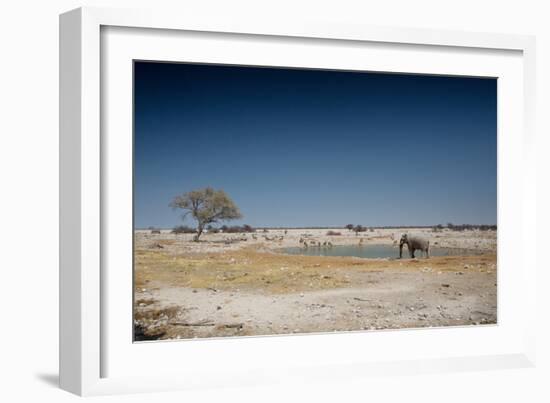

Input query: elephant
[399,234,430,258]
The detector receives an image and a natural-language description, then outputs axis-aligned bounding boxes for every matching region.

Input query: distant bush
[437,223,496,232]
[354,225,367,233]
[171,225,196,234]
[242,224,255,233]
[220,225,256,233]
[223,226,242,233]
[432,224,444,232]
[326,230,342,236]
[345,224,354,231]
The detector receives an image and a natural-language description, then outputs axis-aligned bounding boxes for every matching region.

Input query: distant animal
[299,237,304,244]
[151,229,161,234]
[327,241,333,248]
[399,234,430,259]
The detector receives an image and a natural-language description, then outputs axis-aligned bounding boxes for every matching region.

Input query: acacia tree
[170,187,242,241]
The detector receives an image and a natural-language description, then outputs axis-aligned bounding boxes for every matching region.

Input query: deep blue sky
[134,61,496,228]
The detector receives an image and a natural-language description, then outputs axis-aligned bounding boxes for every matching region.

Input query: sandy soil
[134,228,497,341]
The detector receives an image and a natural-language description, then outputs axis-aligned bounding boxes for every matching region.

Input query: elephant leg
[410,248,415,258]
[426,247,430,259]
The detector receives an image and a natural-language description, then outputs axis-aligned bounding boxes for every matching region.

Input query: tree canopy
[170,187,242,241]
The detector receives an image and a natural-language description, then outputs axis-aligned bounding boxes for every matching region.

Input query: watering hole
[280,244,481,259]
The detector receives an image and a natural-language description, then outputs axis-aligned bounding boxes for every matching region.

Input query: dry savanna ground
[134,228,497,341]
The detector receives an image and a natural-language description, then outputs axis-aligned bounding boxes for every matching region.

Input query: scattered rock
[353,297,369,302]
[224,323,243,329]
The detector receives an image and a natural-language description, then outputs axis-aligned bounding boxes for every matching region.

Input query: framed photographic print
[60,7,537,396]
[132,61,499,341]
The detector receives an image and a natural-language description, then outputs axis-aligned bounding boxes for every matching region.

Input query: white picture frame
[60,6,537,396]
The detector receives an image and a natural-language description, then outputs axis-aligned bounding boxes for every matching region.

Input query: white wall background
[0,0,548,401]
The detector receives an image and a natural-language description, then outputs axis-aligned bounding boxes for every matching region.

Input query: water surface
[281,244,478,259]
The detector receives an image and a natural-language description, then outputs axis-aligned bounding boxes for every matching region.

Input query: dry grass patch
[134,305,180,322]
[135,298,156,306]
[134,305,182,340]
[134,247,496,294]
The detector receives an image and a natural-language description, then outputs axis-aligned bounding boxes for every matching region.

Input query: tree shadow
[35,372,59,388]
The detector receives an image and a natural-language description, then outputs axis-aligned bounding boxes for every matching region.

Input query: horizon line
[136,224,498,230]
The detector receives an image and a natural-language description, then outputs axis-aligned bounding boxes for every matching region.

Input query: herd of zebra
[299,238,333,249]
